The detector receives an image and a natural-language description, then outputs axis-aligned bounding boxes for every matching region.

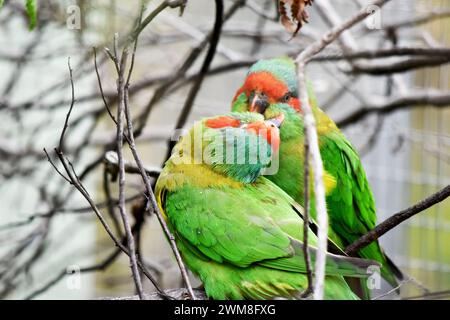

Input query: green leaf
[25,0,37,30]
[0,0,4,10]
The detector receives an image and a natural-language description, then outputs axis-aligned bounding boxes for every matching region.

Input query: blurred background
[0,0,449,299]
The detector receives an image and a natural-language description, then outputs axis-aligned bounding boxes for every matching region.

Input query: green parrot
[231,58,404,297]
[155,112,379,300]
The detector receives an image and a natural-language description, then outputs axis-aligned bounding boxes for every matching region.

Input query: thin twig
[47,148,164,294]
[403,289,450,300]
[372,279,411,300]
[0,193,143,232]
[103,167,123,237]
[312,47,450,61]
[123,83,197,300]
[119,5,197,298]
[126,0,182,47]
[24,220,154,300]
[45,58,164,298]
[94,47,117,124]
[59,58,76,152]
[114,45,144,299]
[104,151,162,178]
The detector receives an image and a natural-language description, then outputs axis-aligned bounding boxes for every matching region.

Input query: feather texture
[156,114,378,300]
[231,58,404,297]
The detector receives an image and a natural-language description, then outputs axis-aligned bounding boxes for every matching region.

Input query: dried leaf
[278,0,313,37]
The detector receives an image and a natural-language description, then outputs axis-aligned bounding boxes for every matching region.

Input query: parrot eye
[280,92,292,103]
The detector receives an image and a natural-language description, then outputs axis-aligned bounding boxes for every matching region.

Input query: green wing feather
[163,177,378,277]
[319,129,399,287]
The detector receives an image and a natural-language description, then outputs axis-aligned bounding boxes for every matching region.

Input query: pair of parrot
[155,58,403,300]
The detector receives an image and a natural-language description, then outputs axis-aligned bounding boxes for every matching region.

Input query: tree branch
[337,90,450,127]
[113,41,144,300]
[295,0,392,300]
[345,184,450,255]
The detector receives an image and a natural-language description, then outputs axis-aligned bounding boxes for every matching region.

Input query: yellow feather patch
[241,281,255,289]
[154,186,168,221]
[256,280,275,294]
[315,108,339,135]
[274,282,296,296]
[309,169,337,196]
[323,170,337,195]
[158,163,243,191]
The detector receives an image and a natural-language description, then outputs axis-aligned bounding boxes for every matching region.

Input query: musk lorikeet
[231,58,404,295]
[155,112,379,300]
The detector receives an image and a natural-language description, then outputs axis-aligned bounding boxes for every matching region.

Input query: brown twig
[103,167,123,237]
[0,193,143,232]
[123,77,197,300]
[312,47,450,61]
[116,4,197,299]
[44,148,164,294]
[58,58,76,152]
[345,184,450,255]
[43,61,164,298]
[94,47,117,124]
[337,90,450,128]
[104,151,161,178]
[113,42,144,299]
[126,0,186,48]
[24,219,156,300]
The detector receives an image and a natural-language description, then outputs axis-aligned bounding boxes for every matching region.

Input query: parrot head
[204,112,284,151]
[232,57,301,114]
[231,57,319,141]
[199,112,284,183]
[161,112,284,190]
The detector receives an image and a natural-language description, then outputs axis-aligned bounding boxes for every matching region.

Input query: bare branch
[295,0,392,300]
[296,0,392,63]
[337,90,450,128]
[114,44,144,299]
[94,47,117,124]
[58,58,76,152]
[104,151,161,178]
[312,47,450,61]
[123,82,197,300]
[345,184,450,255]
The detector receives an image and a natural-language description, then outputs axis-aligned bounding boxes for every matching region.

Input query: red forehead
[205,116,241,129]
[241,72,288,101]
